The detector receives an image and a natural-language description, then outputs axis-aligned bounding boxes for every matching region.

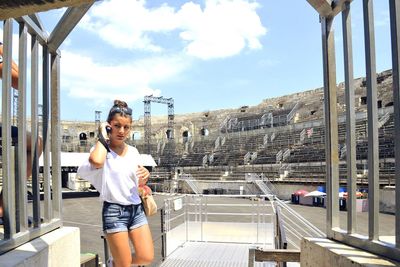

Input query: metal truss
[144,95,175,154]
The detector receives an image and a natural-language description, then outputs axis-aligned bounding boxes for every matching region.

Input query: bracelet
[98,132,111,152]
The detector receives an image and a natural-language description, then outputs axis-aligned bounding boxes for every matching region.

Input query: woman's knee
[136,251,154,265]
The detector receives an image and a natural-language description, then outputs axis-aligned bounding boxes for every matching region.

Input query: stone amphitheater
[64,69,395,200]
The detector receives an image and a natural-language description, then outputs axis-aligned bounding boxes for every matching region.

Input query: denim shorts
[102,201,148,234]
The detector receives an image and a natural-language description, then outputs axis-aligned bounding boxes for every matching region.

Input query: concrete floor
[61,194,396,266]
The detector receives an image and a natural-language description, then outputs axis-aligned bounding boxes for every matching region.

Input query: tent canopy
[39,152,157,167]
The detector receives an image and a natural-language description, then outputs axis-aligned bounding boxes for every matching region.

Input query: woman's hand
[137,165,150,186]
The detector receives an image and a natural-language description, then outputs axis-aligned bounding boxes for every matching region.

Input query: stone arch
[79,132,87,146]
[200,127,209,136]
[182,130,191,143]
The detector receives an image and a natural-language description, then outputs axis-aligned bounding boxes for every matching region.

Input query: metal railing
[249,203,302,267]
[308,0,400,261]
[161,194,274,260]
[1,4,92,255]
[1,18,62,254]
[274,198,325,249]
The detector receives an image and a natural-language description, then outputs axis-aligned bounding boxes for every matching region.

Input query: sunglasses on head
[109,106,132,116]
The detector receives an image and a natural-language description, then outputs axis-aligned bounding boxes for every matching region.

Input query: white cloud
[179,0,266,59]
[80,0,266,59]
[80,0,178,52]
[60,50,188,104]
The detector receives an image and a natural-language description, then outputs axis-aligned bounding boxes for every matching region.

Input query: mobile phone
[106,125,112,134]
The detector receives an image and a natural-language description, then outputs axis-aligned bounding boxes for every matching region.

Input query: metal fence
[1,17,62,254]
[307,0,400,261]
[161,194,274,259]
[0,3,92,254]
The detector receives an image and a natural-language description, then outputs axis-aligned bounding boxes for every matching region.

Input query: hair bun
[114,99,128,108]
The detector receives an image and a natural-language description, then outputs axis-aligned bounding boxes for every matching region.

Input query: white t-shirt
[77,145,141,205]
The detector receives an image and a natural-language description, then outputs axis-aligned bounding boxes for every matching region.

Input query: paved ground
[62,194,395,266]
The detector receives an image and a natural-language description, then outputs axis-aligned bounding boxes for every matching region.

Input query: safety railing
[274,198,325,250]
[308,0,400,262]
[160,194,274,260]
[248,198,300,266]
[1,3,92,254]
[0,18,62,254]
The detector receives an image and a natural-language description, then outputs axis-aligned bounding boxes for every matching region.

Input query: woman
[78,100,154,267]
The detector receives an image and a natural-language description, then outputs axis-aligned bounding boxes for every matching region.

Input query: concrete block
[0,226,80,267]
[301,237,398,267]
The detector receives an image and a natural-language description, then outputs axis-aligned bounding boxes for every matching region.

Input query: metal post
[248,248,255,267]
[160,208,166,260]
[17,21,28,232]
[321,16,339,234]
[168,101,174,139]
[42,45,52,221]
[102,235,110,267]
[200,196,203,241]
[31,34,41,227]
[51,53,62,218]
[2,19,16,238]
[342,1,357,234]
[389,0,400,248]
[185,195,188,242]
[144,98,151,154]
[363,0,379,241]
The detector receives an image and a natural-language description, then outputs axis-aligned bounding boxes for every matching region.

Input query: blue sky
[2,0,393,122]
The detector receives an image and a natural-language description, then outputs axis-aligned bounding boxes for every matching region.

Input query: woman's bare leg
[129,224,154,265]
[106,231,132,267]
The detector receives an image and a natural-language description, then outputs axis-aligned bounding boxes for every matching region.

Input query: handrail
[275,198,325,237]
[275,206,287,250]
[161,194,274,259]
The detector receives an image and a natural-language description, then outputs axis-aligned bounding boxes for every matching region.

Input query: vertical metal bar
[363,0,379,241]
[257,197,260,244]
[31,35,41,227]
[248,248,255,267]
[2,20,16,238]
[17,21,28,232]
[42,46,51,221]
[200,196,203,241]
[50,53,62,218]
[160,208,166,260]
[185,196,188,242]
[205,195,208,222]
[321,16,340,234]
[251,197,254,223]
[102,235,110,267]
[389,0,400,248]
[342,1,357,234]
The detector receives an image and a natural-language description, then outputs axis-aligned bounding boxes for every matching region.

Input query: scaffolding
[144,95,175,154]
